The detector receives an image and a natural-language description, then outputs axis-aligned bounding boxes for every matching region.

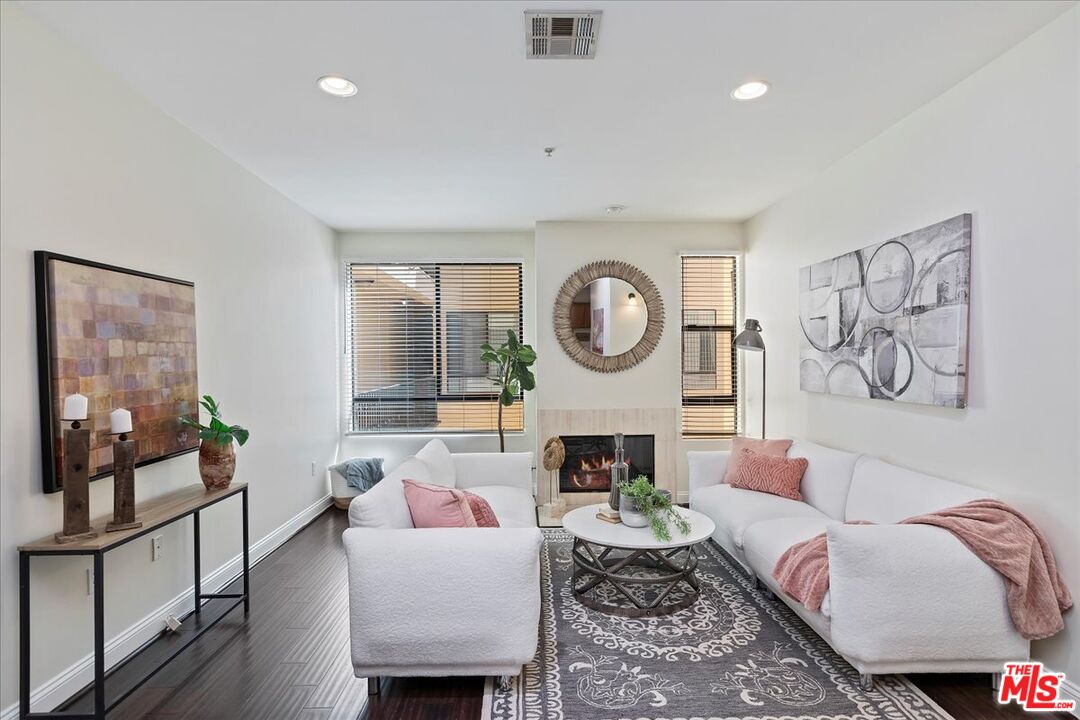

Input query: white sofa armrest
[826,523,1028,665]
[452,451,534,491]
[688,450,729,499]
[342,527,543,674]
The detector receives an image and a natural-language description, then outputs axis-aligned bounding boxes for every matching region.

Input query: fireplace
[559,434,655,493]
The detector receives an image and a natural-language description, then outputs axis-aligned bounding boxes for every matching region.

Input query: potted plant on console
[481,329,537,452]
[619,475,691,542]
[180,394,250,490]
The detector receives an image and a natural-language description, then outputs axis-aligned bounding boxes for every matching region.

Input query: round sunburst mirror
[553,260,664,373]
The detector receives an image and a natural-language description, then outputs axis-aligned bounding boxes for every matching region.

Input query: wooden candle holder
[55,421,99,544]
[106,433,142,532]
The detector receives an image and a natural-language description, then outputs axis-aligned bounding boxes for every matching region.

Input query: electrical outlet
[151,535,163,562]
[86,567,94,596]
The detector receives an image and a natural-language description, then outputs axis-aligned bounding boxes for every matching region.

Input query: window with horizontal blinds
[681,255,738,438]
[344,262,524,434]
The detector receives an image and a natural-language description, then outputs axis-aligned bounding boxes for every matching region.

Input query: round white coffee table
[562,503,716,617]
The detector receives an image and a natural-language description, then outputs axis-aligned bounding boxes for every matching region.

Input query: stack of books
[595,505,621,524]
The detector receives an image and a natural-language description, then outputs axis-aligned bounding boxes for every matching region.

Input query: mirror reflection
[569,278,648,356]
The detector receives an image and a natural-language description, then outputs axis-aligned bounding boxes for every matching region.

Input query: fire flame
[567,453,632,488]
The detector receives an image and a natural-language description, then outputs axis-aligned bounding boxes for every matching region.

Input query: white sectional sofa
[341,441,543,692]
[688,439,1029,688]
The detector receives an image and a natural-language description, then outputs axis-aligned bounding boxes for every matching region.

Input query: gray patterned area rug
[483,529,954,720]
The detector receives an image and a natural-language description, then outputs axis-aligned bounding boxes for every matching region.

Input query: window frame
[342,259,525,436]
[680,254,740,439]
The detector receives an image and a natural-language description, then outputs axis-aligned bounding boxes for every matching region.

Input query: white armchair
[341,441,542,691]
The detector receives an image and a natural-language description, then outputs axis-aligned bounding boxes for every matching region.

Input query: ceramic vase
[619,494,649,528]
[199,440,236,490]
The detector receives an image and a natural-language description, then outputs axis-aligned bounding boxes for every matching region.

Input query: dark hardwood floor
[81,508,1065,720]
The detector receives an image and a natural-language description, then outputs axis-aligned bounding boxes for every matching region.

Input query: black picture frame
[35,251,199,494]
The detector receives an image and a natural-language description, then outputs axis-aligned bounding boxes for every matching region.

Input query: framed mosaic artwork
[35,252,199,493]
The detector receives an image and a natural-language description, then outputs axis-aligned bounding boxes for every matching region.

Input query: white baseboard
[677,490,689,504]
[2,492,332,720]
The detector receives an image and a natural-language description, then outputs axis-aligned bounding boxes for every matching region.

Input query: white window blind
[344,262,524,434]
[681,255,738,438]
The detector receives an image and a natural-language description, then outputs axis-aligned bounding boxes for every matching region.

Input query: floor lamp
[735,319,766,438]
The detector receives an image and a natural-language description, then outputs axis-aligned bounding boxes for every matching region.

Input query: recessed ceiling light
[317,75,357,97]
[605,204,626,215]
[731,80,770,101]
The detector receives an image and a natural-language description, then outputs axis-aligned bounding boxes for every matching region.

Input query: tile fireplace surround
[536,408,677,509]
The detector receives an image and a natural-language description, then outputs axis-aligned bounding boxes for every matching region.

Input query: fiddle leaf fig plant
[619,475,691,542]
[180,394,250,447]
[480,329,537,452]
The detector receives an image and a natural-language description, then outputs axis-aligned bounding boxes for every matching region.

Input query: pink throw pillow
[731,448,808,501]
[402,479,478,528]
[464,492,500,528]
[722,437,793,485]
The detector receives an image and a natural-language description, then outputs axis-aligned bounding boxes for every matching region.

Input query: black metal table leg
[93,552,105,720]
[193,510,201,616]
[20,552,30,719]
[242,486,250,615]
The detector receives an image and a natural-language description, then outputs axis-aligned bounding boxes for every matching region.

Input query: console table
[18,482,249,720]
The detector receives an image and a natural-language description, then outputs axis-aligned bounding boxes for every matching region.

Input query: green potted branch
[180,395,250,490]
[480,329,537,452]
[618,475,691,542]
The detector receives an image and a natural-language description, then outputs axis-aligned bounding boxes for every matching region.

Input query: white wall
[745,7,1079,681]
[535,222,745,494]
[0,3,339,713]
[336,231,537,471]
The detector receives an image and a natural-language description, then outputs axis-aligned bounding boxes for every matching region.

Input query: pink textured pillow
[722,437,793,485]
[731,448,808,501]
[464,491,500,528]
[402,479,478,528]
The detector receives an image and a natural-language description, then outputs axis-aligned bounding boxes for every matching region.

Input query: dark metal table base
[19,486,249,720]
[571,538,701,617]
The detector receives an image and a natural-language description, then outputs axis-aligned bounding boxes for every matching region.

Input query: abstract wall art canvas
[798,214,971,408]
[35,252,199,493]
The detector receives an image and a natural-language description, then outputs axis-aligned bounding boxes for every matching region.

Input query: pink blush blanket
[772,499,1073,640]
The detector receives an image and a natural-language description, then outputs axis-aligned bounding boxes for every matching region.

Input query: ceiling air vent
[525,10,602,59]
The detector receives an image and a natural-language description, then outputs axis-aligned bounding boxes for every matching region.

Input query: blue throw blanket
[331,457,384,492]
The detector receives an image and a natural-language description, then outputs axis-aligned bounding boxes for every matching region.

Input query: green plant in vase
[180,395,250,490]
[618,475,691,542]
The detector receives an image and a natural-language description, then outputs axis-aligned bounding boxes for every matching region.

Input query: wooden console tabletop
[19,482,247,553]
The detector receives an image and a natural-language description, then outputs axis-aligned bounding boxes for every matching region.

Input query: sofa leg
[991,672,1003,692]
[497,674,513,692]
[367,676,380,696]
[858,673,874,692]
[753,575,777,599]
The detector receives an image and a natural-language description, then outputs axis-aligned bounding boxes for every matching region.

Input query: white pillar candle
[110,408,133,434]
[63,393,88,421]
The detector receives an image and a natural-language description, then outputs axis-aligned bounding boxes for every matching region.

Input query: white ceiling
[19,0,1074,229]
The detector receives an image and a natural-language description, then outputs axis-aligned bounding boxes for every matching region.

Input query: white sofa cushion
[845,457,993,523]
[466,485,537,528]
[691,483,829,549]
[348,458,432,529]
[415,439,456,487]
[687,450,730,495]
[787,439,860,521]
[740,516,835,618]
[453,451,533,491]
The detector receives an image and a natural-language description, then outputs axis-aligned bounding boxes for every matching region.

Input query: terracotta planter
[199,440,236,490]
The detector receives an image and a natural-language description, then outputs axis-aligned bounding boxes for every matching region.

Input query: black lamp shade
[735,319,765,352]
